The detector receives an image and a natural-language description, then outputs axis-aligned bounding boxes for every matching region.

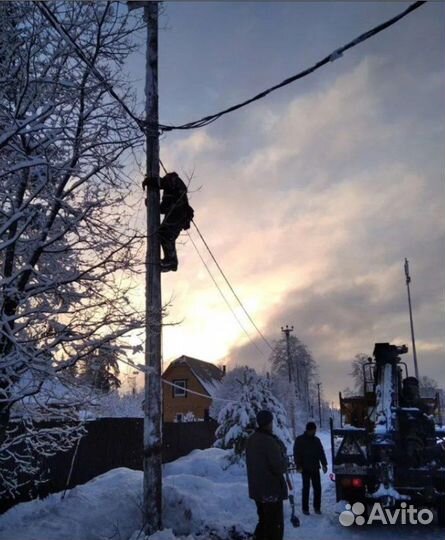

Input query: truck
[330,342,445,525]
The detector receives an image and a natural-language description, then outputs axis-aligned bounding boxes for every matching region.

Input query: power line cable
[159,1,426,131]
[118,353,239,402]
[159,159,168,175]
[35,0,425,354]
[160,159,270,355]
[191,220,274,352]
[36,1,426,135]
[35,1,144,129]
[161,377,237,403]
[187,230,265,356]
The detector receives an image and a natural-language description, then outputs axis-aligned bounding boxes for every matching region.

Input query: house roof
[166,355,224,397]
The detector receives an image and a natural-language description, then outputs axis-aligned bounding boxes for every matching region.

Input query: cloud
[160,54,444,401]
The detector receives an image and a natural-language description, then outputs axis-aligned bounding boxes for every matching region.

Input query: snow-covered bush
[181,412,199,423]
[214,367,291,461]
[87,390,145,419]
[256,377,292,449]
[210,366,255,420]
[214,375,257,460]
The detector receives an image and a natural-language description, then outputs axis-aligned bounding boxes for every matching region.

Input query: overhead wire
[159,159,272,355]
[161,378,237,403]
[35,1,144,129]
[159,159,168,175]
[34,1,278,404]
[116,353,239,402]
[191,220,274,352]
[35,1,426,135]
[186,230,266,356]
[34,0,426,360]
[158,1,426,131]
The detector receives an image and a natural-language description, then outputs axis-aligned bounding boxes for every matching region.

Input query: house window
[172,379,187,397]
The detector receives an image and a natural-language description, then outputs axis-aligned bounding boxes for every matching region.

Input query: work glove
[322,465,328,474]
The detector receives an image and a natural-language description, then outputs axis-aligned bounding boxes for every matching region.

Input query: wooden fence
[0,417,217,514]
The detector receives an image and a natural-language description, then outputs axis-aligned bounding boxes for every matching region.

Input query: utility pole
[126,2,162,531]
[404,258,419,379]
[281,325,297,437]
[303,360,311,418]
[134,1,162,535]
[281,325,294,383]
[317,382,322,428]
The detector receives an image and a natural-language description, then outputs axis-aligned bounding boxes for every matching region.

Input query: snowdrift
[0,468,142,540]
[2,432,441,540]
[0,448,255,540]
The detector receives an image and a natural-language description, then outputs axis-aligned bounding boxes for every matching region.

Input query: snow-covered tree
[210,365,254,420]
[254,376,292,449]
[214,368,257,460]
[342,386,354,398]
[419,375,440,398]
[87,389,144,419]
[269,335,318,432]
[349,353,370,394]
[0,2,145,496]
[214,367,291,461]
[79,343,122,393]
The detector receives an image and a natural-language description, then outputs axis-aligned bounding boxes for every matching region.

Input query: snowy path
[0,431,442,540]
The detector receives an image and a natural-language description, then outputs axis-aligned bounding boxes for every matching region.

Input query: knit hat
[306,421,317,431]
[257,410,273,428]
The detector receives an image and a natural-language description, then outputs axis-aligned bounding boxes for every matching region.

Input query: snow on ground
[0,468,142,540]
[0,431,443,540]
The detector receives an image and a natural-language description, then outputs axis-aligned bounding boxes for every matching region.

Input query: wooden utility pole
[281,325,297,437]
[302,360,311,419]
[317,382,322,428]
[142,2,162,535]
[404,258,419,379]
[281,325,294,383]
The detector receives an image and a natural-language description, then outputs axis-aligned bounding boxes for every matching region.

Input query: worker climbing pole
[158,172,194,272]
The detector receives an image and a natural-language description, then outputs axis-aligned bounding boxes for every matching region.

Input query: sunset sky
[124,2,444,402]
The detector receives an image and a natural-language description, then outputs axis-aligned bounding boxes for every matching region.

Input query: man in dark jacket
[293,421,327,515]
[159,172,194,272]
[246,410,288,540]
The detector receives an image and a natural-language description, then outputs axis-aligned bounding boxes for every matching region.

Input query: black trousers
[159,222,182,263]
[254,500,284,540]
[302,469,321,511]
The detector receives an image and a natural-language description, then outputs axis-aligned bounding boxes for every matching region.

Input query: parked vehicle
[330,342,445,525]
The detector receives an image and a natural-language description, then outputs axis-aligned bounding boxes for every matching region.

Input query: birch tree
[0,1,145,496]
